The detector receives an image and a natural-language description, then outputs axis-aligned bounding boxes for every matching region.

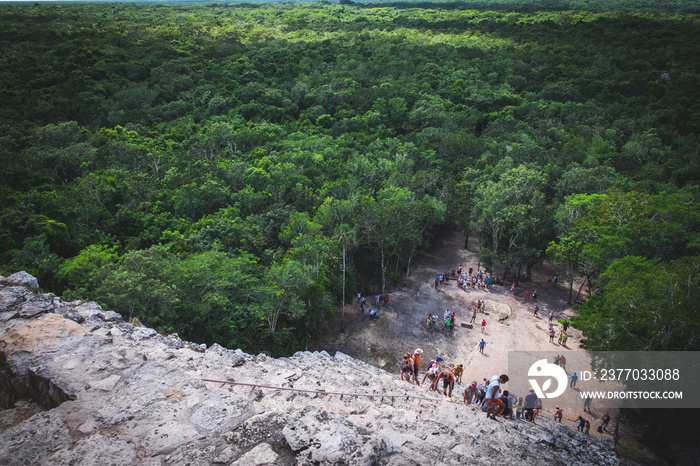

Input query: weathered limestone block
[17,299,53,319]
[189,390,257,436]
[73,301,105,321]
[231,443,280,466]
[0,411,69,465]
[282,405,400,465]
[0,286,33,312]
[2,271,39,291]
[45,433,137,465]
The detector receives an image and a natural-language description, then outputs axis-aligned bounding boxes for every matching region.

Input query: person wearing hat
[425,356,442,371]
[463,381,478,404]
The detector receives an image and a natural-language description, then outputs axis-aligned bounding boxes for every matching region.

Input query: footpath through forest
[318,226,606,433]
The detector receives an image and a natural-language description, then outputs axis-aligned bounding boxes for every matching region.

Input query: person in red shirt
[554,406,563,423]
[437,370,455,397]
[481,319,486,333]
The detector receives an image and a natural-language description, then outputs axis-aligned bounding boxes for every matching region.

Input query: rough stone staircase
[0,272,618,465]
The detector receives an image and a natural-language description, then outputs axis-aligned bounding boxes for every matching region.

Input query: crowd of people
[399,349,610,434]
[399,349,517,419]
[436,265,506,292]
[355,292,390,317]
[425,309,458,333]
[386,263,607,436]
[540,309,570,346]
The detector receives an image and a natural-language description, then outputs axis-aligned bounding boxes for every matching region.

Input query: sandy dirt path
[318,225,599,426]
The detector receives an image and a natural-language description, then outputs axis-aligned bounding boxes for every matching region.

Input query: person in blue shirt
[570,372,578,388]
[485,374,509,420]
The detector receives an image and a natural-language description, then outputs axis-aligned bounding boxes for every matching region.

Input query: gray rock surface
[232,443,280,465]
[0,274,620,465]
[1,271,39,291]
[283,405,399,465]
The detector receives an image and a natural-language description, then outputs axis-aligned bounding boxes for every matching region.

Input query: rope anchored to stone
[201,378,446,402]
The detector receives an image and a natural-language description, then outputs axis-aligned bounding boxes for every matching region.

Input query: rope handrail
[201,378,449,402]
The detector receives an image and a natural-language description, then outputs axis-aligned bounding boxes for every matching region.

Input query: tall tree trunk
[405,246,415,281]
[568,270,574,305]
[341,242,346,332]
[573,275,588,304]
[392,255,399,272]
[380,248,387,295]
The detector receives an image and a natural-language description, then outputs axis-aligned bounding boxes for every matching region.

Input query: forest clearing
[320,227,591,416]
[1,2,699,460]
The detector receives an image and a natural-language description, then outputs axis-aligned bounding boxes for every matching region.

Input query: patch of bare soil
[317,225,609,431]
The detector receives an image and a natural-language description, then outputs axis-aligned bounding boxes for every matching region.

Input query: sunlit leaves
[574,256,700,351]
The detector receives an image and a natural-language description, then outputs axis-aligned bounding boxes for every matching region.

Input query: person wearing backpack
[427,356,442,369]
[421,356,442,390]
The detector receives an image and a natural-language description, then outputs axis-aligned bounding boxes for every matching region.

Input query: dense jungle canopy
[1,1,699,357]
